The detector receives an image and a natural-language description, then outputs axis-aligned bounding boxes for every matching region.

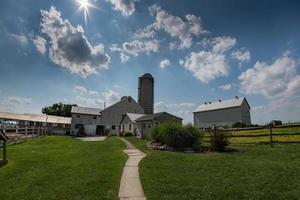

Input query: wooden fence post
[269,123,273,147]
[3,140,6,161]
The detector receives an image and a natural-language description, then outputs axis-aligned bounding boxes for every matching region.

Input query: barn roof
[194,97,250,113]
[0,112,71,124]
[135,112,182,122]
[71,106,102,115]
[126,113,145,122]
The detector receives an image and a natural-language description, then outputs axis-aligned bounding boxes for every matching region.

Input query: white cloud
[40,7,111,78]
[231,49,251,62]
[88,90,99,96]
[110,0,135,16]
[110,39,159,62]
[160,59,170,69]
[102,90,121,105]
[239,54,297,98]
[219,84,232,91]
[74,85,121,108]
[211,36,236,53]
[74,85,88,95]
[180,50,229,83]
[75,96,104,108]
[147,4,207,49]
[239,53,300,124]
[10,33,28,45]
[33,36,47,55]
[133,24,157,39]
[0,96,32,112]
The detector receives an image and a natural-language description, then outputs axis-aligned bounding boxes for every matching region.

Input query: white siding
[194,99,251,128]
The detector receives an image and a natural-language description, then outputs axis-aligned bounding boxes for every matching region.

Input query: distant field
[203,127,300,144]
[127,137,300,200]
[0,136,126,200]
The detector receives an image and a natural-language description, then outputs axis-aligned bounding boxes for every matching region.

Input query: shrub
[151,123,202,149]
[209,130,229,152]
[124,132,133,137]
[232,122,246,128]
[151,126,160,142]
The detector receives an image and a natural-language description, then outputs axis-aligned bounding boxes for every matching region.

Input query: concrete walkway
[119,138,147,200]
[77,136,107,141]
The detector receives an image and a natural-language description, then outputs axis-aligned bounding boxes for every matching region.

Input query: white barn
[193,97,251,128]
[70,96,144,136]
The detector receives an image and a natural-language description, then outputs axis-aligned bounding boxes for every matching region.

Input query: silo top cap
[141,73,153,78]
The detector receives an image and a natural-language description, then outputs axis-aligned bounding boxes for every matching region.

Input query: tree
[41,102,76,117]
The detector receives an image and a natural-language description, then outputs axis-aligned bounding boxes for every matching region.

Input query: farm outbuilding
[193,97,251,128]
[0,112,71,134]
[71,96,144,136]
[134,112,183,138]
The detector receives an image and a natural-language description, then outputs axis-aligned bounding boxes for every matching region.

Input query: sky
[0,0,300,124]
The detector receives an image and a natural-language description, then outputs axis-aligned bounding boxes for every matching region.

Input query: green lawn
[0,136,126,200]
[220,127,300,144]
[127,137,300,200]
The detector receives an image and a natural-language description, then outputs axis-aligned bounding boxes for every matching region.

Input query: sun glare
[76,0,95,25]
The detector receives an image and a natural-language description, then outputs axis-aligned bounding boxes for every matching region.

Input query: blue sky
[0,0,300,124]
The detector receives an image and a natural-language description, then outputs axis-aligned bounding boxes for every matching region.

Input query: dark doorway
[96,125,105,136]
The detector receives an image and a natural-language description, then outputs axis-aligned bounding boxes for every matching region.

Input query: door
[96,125,105,136]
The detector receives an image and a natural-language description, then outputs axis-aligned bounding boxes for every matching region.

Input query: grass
[209,127,300,144]
[128,137,300,200]
[228,127,300,136]
[0,136,126,200]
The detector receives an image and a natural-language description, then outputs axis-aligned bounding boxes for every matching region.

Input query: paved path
[77,136,107,141]
[119,138,147,200]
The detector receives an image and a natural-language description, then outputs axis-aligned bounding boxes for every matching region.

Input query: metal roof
[135,112,182,122]
[0,112,71,124]
[194,97,249,113]
[126,113,145,122]
[71,106,102,115]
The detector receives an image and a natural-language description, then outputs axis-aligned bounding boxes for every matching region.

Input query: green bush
[232,122,246,128]
[124,132,133,137]
[151,123,202,148]
[209,130,229,152]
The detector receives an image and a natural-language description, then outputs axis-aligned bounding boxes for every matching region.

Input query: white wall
[194,104,251,128]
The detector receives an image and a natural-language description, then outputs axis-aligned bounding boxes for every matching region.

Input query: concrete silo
[138,73,154,114]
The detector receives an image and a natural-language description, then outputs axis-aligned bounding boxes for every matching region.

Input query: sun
[78,0,90,11]
[76,0,95,25]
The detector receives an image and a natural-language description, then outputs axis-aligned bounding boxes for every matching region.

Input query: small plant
[124,132,133,137]
[209,129,229,152]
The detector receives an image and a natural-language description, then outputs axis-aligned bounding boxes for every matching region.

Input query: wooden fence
[0,126,47,145]
[204,125,300,146]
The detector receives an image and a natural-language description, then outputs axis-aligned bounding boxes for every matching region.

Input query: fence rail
[205,125,300,146]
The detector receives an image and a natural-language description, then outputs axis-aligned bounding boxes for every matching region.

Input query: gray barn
[193,97,251,128]
[71,96,144,136]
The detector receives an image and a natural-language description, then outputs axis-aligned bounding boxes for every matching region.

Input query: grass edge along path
[127,137,300,200]
[0,136,126,200]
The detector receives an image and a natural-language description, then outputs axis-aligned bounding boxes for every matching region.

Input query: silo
[138,73,154,114]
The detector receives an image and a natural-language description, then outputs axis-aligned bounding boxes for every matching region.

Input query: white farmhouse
[70,96,144,136]
[120,112,183,138]
[193,97,251,128]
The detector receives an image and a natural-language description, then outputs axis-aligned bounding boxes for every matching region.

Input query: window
[112,125,116,130]
[93,116,97,119]
[129,124,131,131]
[77,114,80,118]
[142,123,146,128]
[148,124,151,128]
